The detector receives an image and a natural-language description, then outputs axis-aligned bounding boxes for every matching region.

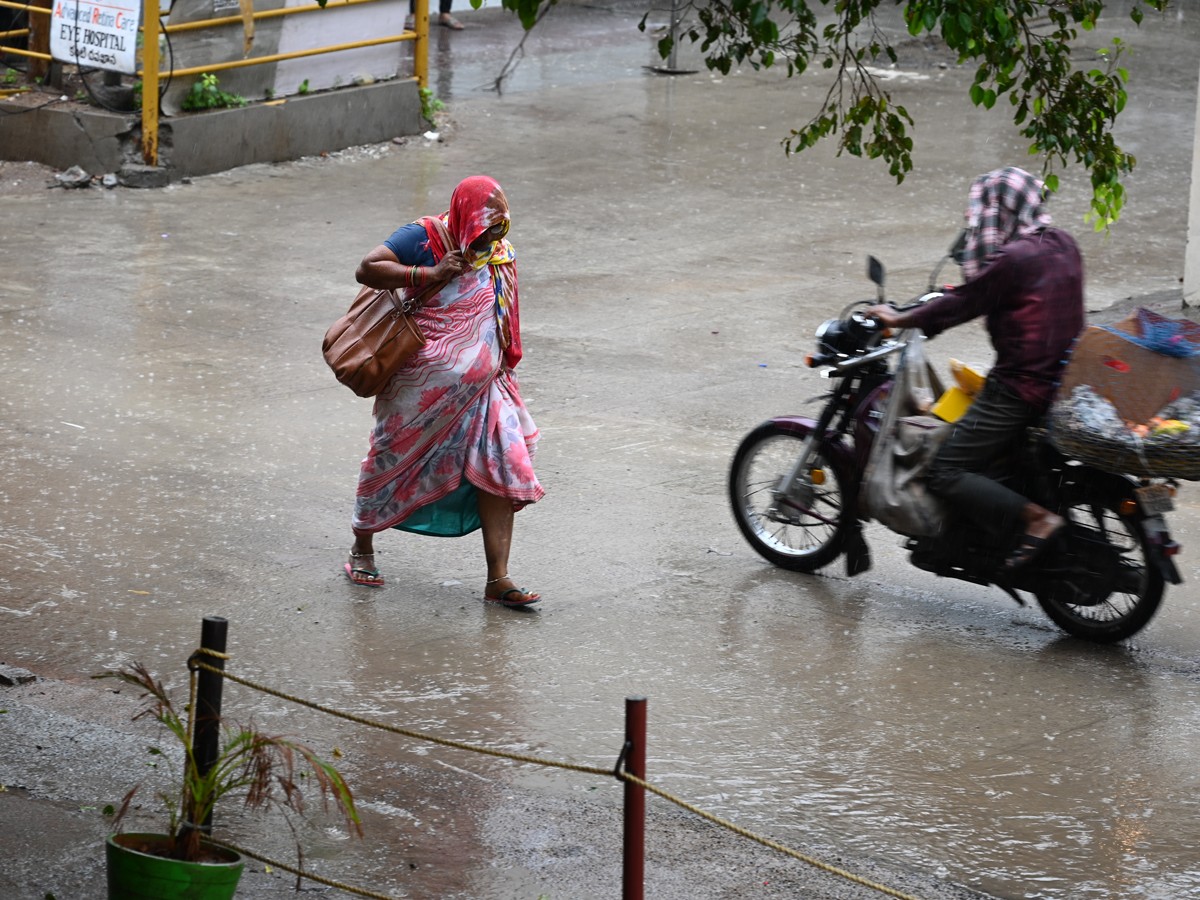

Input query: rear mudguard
[1057,464,1183,585]
[1142,514,1182,584]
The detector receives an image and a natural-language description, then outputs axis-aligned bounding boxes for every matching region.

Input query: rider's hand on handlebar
[864,304,904,330]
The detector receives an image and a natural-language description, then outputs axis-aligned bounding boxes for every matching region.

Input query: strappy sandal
[438,13,464,29]
[345,550,384,588]
[1003,523,1065,573]
[485,577,540,607]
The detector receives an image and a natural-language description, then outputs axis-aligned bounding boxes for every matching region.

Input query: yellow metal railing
[0,0,47,62]
[0,0,428,165]
[151,34,417,80]
[162,0,390,33]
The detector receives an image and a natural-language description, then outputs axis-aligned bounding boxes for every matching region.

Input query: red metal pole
[623,695,646,900]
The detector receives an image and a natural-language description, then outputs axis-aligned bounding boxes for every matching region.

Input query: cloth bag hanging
[860,330,951,538]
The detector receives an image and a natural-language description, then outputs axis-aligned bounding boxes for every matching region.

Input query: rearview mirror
[867,256,885,302]
[867,256,885,287]
[949,229,968,265]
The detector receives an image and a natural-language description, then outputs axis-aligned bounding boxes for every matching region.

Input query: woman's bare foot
[484,576,540,607]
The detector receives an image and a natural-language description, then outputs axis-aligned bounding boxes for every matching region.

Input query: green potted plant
[97,662,362,900]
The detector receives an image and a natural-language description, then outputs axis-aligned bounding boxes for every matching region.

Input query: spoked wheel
[728,422,853,572]
[1034,491,1164,643]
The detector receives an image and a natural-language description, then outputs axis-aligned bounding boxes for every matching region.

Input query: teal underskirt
[392,480,482,537]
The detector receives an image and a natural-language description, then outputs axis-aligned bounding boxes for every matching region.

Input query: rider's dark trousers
[926,377,1041,543]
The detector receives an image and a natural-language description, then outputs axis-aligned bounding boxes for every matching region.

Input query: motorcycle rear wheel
[729,423,853,572]
[1034,491,1165,643]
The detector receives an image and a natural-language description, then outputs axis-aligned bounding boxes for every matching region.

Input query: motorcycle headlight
[814,317,854,356]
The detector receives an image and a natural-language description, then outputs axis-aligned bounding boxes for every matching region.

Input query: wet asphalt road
[3,2,1200,898]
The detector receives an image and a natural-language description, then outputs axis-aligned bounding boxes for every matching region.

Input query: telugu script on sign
[49,0,142,75]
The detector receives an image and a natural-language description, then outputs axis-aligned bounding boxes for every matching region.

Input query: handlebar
[806,290,945,369]
[861,292,945,328]
[848,310,883,334]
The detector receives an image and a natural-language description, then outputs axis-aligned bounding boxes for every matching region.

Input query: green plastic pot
[106,833,244,900]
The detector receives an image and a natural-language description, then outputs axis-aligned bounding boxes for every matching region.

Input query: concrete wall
[0,78,423,179]
[166,78,423,176]
[0,104,133,174]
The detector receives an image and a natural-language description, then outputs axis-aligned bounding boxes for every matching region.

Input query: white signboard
[50,0,142,75]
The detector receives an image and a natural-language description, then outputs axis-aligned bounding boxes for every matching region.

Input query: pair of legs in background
[408,0,463,29]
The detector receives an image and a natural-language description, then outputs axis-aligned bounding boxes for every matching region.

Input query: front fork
[771,382,854,519]
[762,413,873,577]
[771,432,824,524]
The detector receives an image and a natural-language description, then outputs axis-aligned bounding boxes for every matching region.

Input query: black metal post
[192,616,227,833]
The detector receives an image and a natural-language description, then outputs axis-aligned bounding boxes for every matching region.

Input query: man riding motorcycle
[866,166,1085,572]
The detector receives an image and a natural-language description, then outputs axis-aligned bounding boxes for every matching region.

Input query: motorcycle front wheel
[1034,490,1165,643]
[728,422,853,572]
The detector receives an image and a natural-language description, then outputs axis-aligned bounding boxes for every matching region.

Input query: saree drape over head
[353,177,542,536]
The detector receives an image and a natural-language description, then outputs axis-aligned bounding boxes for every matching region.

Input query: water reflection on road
[3,3,1200,898]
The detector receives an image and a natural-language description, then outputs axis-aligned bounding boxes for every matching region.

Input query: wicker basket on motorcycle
[1048,418,1200,479]
[1049,308,1200,480]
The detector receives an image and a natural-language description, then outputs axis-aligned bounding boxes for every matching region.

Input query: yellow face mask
[465,221,509,270]
[467,246,493,270]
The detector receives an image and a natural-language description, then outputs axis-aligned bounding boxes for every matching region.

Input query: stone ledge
[0,665,38,686]
[0,78,423,182]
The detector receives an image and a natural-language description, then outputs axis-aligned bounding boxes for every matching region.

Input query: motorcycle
[728,245,1183,643]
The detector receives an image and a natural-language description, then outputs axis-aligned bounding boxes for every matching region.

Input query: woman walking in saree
[346,175,544,606]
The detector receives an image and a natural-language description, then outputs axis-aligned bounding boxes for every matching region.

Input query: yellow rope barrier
[206,838,398,900]
[622,772,924,900]
[190,657,925,900]
[191,659,612,778]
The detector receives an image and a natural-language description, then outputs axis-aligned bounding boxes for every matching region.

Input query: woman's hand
[432,250,469,281]
[355,245,470,292]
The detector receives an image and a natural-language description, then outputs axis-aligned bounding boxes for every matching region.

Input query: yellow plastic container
[949,359,987,396]
[932,385,973,422]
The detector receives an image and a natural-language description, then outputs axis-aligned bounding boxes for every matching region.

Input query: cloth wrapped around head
[959,166,1052,279]
[421,175,511,267]
[421,175,523,368]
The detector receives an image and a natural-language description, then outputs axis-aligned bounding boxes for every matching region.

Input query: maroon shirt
[905,227,1085,412]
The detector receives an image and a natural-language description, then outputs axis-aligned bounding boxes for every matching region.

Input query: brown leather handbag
[322,284,429,398]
